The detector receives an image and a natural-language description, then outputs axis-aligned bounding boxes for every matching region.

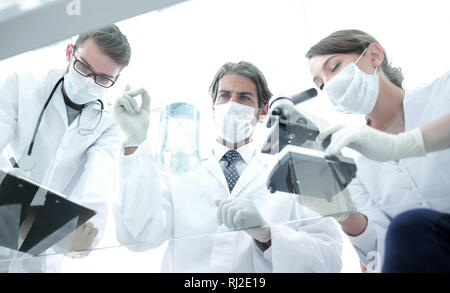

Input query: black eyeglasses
[72,56,117,88]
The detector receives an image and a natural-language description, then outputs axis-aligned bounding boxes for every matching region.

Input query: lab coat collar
[207,140,265,197]
[213,140,256,164]
[204,153,229,194]
[229,152,266,198]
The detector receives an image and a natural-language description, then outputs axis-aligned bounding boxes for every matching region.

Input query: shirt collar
[213,140,256,164]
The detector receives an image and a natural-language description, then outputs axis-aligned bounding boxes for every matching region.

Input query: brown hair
[305,29,404,88]
[209,61,273,108]
[74,25,131,68]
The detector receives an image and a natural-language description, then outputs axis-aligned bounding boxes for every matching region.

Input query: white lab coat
[114,139,352,273]
[0,70,121,272]
[347,70,450,271]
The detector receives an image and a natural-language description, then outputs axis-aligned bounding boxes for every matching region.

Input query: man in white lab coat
[113,61,348,272]
[0,25,131,272]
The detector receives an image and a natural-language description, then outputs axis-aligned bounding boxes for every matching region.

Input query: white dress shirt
[214,140,256,176]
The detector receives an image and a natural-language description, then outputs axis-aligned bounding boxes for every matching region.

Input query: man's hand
[360,261,370,273]
[318,124,426,162]
[215,199,271,243]
[338,212,368,237]
[70,222,99,252]
[113,85,151,151]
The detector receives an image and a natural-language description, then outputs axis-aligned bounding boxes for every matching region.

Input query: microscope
[262,89,357,203]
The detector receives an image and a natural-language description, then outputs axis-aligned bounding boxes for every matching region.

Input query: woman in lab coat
[306,29,450,272]
[113,61,356,273]
[0,25,130,272]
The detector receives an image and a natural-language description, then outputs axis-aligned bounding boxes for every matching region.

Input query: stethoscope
[11,77,104,172]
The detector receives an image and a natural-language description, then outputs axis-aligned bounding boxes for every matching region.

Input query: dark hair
[305,29,404,88]
[74,25,131,68]
[209,61,273,108]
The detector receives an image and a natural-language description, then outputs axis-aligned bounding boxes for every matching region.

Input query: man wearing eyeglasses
[0,25,131,272]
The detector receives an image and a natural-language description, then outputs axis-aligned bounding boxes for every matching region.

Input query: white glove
[318,124,426,162]
[113,85,151,147]
[215,199,271,243]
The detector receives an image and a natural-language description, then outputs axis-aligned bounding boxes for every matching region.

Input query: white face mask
[214,102,258,143]
[64,62,107,105]
[324,48,379,114]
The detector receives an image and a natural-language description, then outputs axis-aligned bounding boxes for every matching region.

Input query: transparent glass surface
[0,0,449,273]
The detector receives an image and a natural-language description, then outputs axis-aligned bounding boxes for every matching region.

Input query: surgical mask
[64,65,107,105]
[214,102,258,143]
[324,48,379,114]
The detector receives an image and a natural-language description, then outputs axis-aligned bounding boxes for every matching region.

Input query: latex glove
[113,85,151,147]
[318,124,426,162]
[70,221,99,252]
[215,199,271,243]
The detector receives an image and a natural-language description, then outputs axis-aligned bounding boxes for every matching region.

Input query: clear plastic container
[156,102,202,176]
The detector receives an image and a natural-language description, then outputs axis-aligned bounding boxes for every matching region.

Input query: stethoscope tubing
[27,77,65,156]
[16,77,104,172]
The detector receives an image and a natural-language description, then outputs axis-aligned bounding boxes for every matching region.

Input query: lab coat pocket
[71,129,99,150]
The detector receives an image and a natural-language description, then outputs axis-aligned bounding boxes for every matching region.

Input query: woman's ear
[258,104,269,122]
[261,104,269,116]
[368,43,384,68]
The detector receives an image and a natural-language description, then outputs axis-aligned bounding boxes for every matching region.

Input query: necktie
[222,150,242,192]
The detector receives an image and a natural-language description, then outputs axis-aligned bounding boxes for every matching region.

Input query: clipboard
[0,170,96,256]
